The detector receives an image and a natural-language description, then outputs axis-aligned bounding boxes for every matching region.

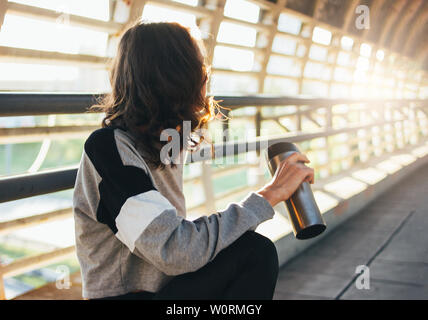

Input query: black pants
[99,231,279,300]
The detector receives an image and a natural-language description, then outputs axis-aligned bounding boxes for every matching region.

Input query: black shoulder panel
[84,128,155,233]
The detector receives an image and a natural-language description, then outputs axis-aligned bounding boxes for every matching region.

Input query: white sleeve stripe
[115,190,176,252]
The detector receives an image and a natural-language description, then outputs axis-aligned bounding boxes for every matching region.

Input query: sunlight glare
[323,177,367,199]
[356,56,370,71]
[313,190,339,213]
[267,55,301,77]
[360,43,372,57]
[352,167,387,185]
[277,13,302,35]
[341,36,353,50]
[142,4,201,39]
[312,27,332,46]
[0,63,78,81]
[272,35,297,55]
[256,212,292,242]
[376,50,385,61]
[0,14,108,56]
[213,46,254,71]
[224,0,260,23]
[9,0,110,21]
[217,22,257,47]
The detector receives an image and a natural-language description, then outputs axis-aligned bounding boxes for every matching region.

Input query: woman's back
[73,127,180,298]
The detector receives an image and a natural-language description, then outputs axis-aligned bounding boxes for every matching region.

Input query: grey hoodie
[73,127,275,299]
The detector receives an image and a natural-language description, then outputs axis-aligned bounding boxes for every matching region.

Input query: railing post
[255,107,262,157]
[326,105,333,129]
[255,108,262,137]
[380,103,387,154]
[0,274,5,300]
[325,105,333,176]
[0,0,7,32]
[222,109,230,142]
[201,161,216,213]
[297,106,302,131]
[400,104,407,146]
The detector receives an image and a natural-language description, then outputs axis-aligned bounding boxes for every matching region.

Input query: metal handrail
[0,167,77,203]
[0,92,425,116]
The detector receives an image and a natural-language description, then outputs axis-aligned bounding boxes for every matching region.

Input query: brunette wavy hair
[92,21,221,168]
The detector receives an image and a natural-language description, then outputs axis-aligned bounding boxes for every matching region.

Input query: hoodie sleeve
[82,128,275,276]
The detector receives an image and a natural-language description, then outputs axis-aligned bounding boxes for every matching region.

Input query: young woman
[73,21,314,300]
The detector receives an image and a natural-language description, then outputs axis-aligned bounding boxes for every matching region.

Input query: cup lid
[266,142,300,161]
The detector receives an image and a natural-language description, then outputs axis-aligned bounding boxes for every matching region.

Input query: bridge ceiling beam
[417,41,428,66]
[403,3,428,57]
[312,0,328,20]
[0,46,107,68]
[378,0,407,46]
[4,1,122,34]
[390,0,423,50]
[0,0,6,31]
[361,0,386,40]
[342,0,360,32]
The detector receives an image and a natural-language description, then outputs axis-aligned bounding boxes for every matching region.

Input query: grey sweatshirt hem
[82,286,152,300]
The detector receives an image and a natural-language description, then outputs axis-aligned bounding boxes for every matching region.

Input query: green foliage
[0,143,42,176]
[0,242,35,260]
[0,138,84,177]
[40,139,84,170]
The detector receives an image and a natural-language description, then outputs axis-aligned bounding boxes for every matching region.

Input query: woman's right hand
[257,152,315,208]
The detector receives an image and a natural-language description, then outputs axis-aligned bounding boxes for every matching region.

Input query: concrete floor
[274,163,428,300]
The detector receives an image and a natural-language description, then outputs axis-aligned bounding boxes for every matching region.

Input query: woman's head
[95,21,217,168]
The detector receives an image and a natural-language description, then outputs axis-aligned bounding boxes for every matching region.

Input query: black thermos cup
[266,142,326,240]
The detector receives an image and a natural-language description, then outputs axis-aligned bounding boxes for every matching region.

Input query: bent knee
[248,232,276,250]
[243,232,279,266]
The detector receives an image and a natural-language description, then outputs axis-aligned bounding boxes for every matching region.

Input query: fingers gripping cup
[266,142,326,240]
